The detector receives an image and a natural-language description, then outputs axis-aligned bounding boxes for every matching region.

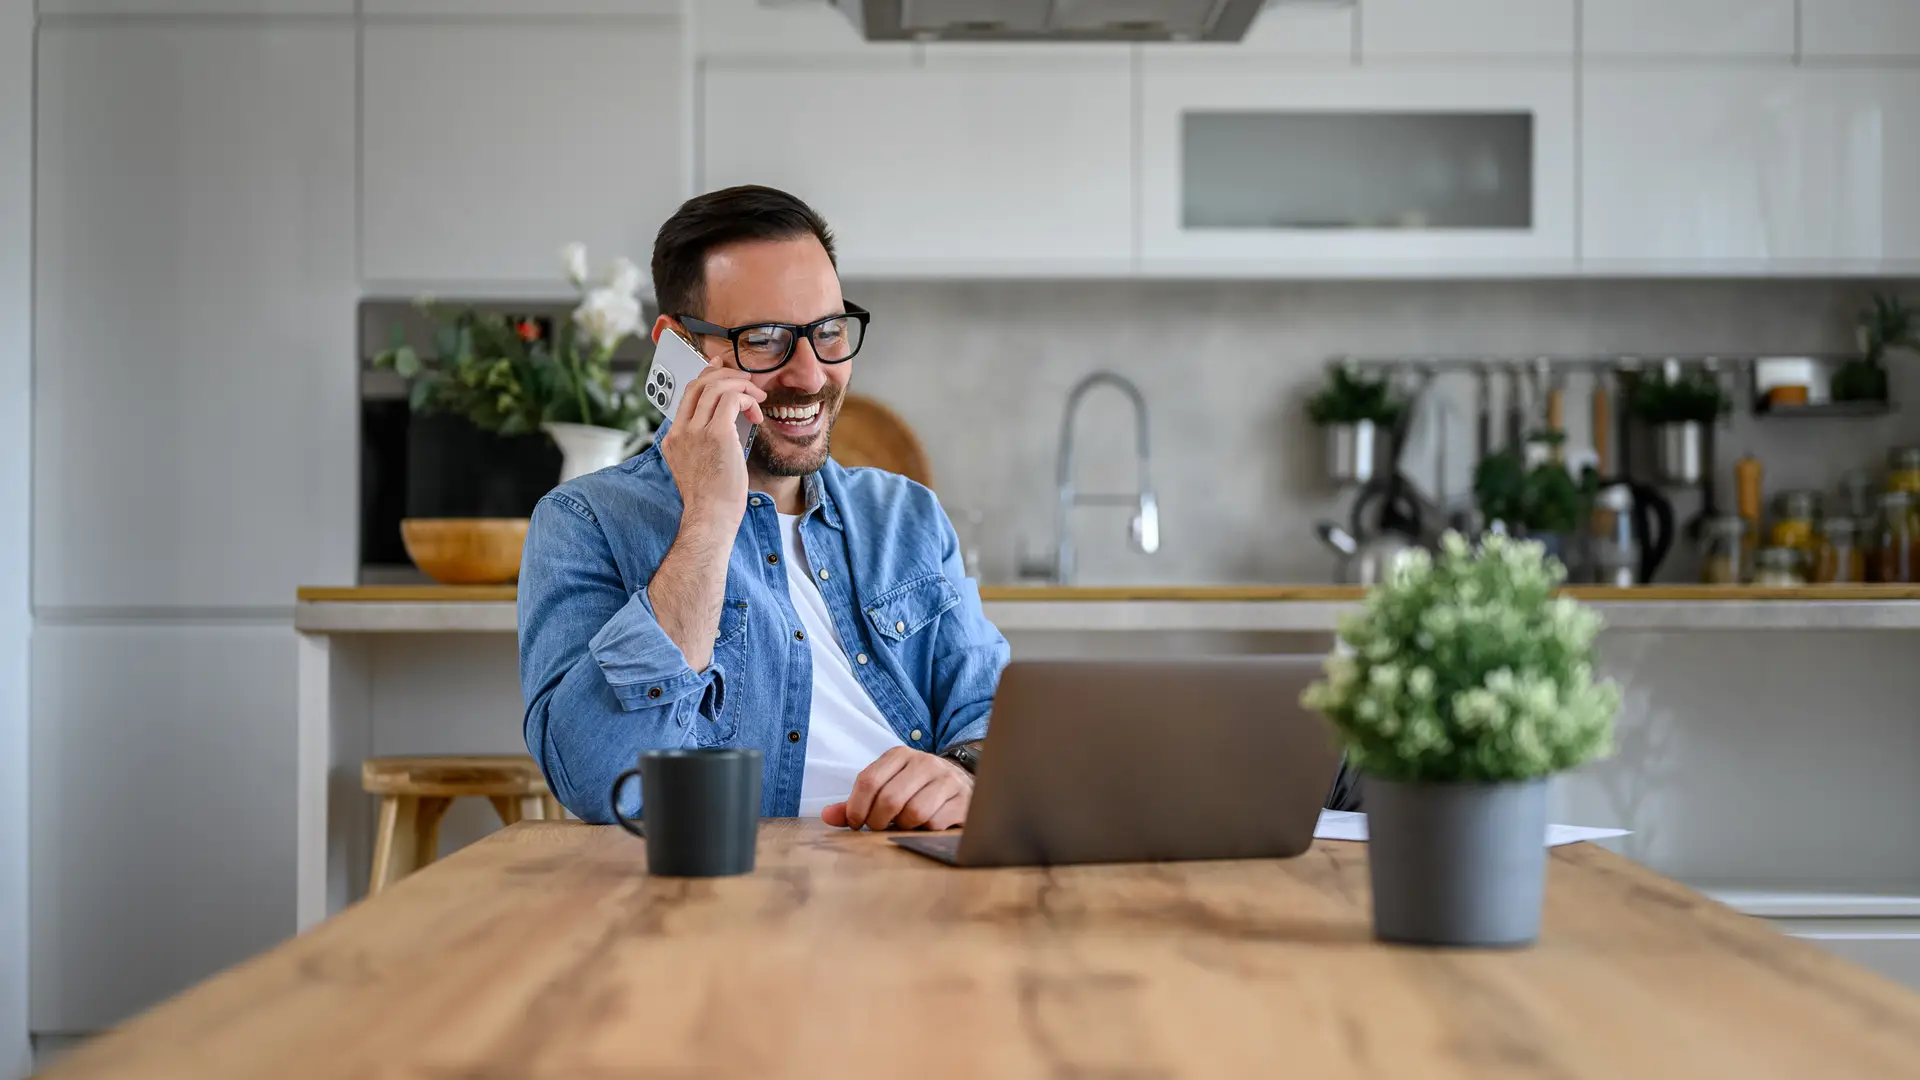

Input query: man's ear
[649,314,679,345]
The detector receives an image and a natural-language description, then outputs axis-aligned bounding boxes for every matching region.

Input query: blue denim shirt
[518,436,1010,824]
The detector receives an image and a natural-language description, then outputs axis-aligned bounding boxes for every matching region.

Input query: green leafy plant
[372,244,659,437]
[1300,532,1620,783]
[1625,367,1729,425]
[1472,432,1594,535]
[1836,293,1920,402]
[1306,366,1406,427]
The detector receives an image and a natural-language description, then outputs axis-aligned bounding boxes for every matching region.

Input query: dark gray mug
[608,748,762,877]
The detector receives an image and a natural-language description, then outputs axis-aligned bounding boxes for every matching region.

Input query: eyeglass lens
[736,315,863,371]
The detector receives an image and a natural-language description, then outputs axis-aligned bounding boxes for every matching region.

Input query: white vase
[543,421,650,484]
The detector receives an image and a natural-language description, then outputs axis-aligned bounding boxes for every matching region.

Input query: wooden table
[44,821,1920,1079]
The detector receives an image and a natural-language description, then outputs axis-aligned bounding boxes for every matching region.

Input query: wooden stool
[361,755,563,895]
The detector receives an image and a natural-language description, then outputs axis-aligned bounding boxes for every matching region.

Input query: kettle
[1589,479,1675,585]
[1317,521,1414,586]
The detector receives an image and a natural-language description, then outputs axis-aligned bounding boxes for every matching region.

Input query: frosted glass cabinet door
[1137,67,1576,272]
[362,21,686,287]
[701,63,1134,276]
[33,22,358,610]
[1583,69,1920,269]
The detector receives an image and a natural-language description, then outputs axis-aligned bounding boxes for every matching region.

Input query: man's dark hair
[651,185,837,318]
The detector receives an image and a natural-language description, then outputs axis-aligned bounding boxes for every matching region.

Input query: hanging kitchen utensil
[1349,366,1435,543]
[1474,364,1494,464]
[1505,364,1528,448]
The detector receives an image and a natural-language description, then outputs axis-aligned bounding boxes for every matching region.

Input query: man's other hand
[821,747,971,831]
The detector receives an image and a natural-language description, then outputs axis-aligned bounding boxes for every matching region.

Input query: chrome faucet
[1021,371,1159,585]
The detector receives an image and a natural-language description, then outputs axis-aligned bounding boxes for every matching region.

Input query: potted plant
[1835,293,1919,403]
[1301,532,1620,947]
[374,242,662,487]
[1625,366,1727,486]
[1471,432,1594,565]
[1307,366,1406,486]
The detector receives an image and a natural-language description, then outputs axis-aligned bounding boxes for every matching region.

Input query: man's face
[683,235,851,478]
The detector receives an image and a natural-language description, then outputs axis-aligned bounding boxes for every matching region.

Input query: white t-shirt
[780,513,905,817]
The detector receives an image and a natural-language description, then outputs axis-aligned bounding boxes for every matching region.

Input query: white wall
[0,0,32,1073]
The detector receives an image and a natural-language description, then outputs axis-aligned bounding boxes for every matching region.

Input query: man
[519,185,1007,831]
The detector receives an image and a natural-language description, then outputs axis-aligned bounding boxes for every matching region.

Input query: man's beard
[749,383,844,478]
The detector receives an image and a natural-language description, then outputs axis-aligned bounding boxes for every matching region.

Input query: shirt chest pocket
[864,574,960,649]
[699,597,749,746]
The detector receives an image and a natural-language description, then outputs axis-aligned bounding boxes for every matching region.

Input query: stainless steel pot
[1655,421,1704,487]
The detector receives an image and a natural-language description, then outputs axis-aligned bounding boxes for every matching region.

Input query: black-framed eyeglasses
[672,302,871,374]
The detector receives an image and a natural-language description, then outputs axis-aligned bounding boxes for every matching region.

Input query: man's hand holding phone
[659,366,766,527]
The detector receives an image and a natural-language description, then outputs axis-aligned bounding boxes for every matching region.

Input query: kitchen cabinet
[30,625,297,1031]
[37,0,349,12]
[701,61,1134,276]
[1582,68,1920,271]
[692,0,912,63]
[1803,0,1920,58]
[1582,0,1795,58]
[364,0,676,13]
[361,20,685,289]
[34,21,358,611]
[1360,0,1573,59]
[1137,66,1576,274]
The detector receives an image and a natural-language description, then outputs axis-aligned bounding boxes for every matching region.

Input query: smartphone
[642,327,754,451]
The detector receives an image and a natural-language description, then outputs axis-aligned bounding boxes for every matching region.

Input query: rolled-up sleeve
[519,492,722,822]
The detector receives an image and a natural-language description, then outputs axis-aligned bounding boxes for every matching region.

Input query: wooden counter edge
[299,584,1920,603]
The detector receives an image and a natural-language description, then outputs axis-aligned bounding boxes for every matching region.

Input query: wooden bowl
[400,518,529,585]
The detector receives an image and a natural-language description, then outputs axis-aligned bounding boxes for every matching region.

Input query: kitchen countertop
[294,584,1920,633]
[42,819,1920,1080]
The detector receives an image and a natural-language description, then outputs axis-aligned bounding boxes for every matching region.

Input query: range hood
[829,0,1268,42]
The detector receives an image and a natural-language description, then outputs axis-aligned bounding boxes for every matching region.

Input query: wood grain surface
[297,583,1920,603]
[42,821,1920,1080]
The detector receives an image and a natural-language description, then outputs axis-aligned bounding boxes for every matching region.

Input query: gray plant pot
[1654,421,1705,487]
[1366,776,1550,948]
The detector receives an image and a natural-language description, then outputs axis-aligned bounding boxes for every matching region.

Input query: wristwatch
[938,739,985,774]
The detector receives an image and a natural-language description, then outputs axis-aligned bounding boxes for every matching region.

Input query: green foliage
[1859,293,1919,365]
[1626,367,1729,425]
[1301,532,1620,783]
[372,303,658,437]
[1306,367,1406,427]
[1472,433,1594,535]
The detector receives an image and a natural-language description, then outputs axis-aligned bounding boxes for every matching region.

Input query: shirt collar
[804,470,845,532]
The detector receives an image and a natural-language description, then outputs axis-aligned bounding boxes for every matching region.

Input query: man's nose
[776,337,828,394]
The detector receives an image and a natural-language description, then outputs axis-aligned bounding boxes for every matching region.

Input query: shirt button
[647,687,662,700]
[910,729,923,741]
[856,653,869,665]
[794,630,806,642]
[766,553,780,565]
[895,620,907,633]
[818,568,830,581]
[787,731,801,744]
[749,496,762,507]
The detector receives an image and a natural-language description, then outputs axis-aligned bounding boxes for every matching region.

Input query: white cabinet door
[31,625,296,1031]
[1803,0,1920,58]
[362,21,685,288]
[693,0,910,62]
[701,62,1134,276]
[1582,0,1795,57]
[39,0,349,12]
[1361,0,1573,58]
[34,23,358,611]
[365,0,675,13]
[1583,69,1920,270]
[1138,66,1576,273]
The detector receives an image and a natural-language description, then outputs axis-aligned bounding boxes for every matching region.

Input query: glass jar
[1839,468,1878,520]
[1812,516,1867,584]
[1753,546,1806,587]
[1699,515,1748,584]
[1874,491,1919,584]
[1768,489,1822,555]
[1889,447,1920,495]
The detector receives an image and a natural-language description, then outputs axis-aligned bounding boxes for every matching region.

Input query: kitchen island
[296,584,1920,988]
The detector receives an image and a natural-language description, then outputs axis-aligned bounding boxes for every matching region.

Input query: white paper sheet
[1315,809,1629,848]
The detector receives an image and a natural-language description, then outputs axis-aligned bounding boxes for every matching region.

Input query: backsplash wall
[843,279,1920,585]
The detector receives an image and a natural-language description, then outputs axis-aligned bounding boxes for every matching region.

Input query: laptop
[890,656,1343,868]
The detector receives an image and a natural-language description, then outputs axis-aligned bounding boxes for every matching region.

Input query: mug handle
[608,767,645,838]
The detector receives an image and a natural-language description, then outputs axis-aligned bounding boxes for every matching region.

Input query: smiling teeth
[768,404,820,422]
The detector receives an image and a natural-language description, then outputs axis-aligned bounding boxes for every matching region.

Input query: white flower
[607,256,643,297]
[561,242,590,287]
[573,287,641,352]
